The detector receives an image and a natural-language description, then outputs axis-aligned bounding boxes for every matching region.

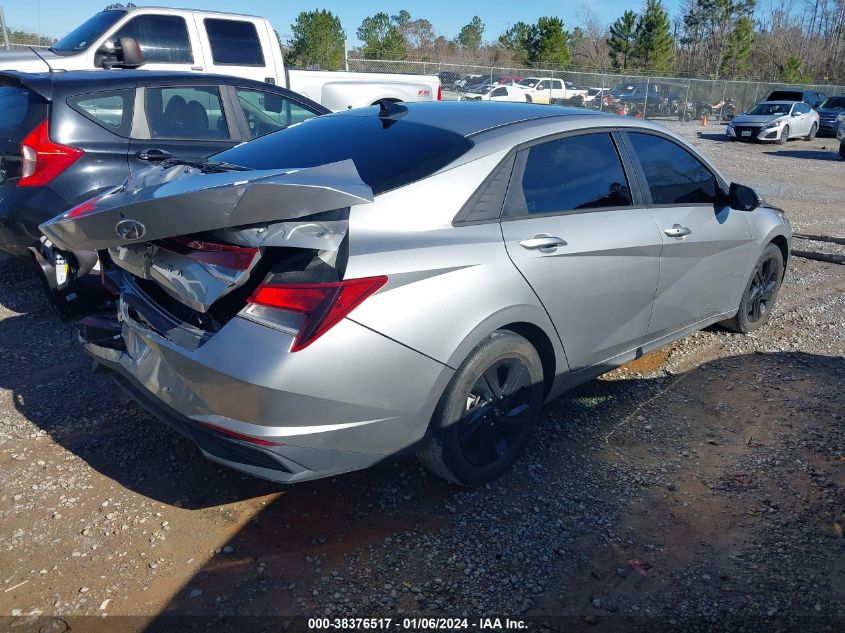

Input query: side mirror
[729,182,761,211]
[118,37,143,68]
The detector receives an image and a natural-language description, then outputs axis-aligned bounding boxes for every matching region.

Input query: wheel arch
[497,322,557,398]
[769,234,789,268]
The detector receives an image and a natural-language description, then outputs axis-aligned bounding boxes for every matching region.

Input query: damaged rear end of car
[41,157,449,482]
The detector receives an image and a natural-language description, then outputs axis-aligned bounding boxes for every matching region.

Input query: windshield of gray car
[819,96,845,109]
[213,113,475,195]
[51,11,124,54]
[747,103,791,116]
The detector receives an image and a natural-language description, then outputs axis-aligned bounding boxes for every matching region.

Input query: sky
[4,0,680,45]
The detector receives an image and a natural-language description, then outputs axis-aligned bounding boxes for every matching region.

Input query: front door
[500,131,663,371]
[622,131,753,340]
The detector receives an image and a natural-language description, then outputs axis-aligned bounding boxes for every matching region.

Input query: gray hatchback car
[41,102,791,486]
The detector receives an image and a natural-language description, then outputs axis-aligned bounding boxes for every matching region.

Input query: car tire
[417,331,544,486]
[778,125,790,144]
[805,123,818,141]
[525,95,532,103]
[840,142,845,160]
[720,243,785,334]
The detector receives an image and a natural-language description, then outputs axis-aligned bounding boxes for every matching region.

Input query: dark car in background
[765,89,827,109]
[0,70,326,313]
[814,94,845,136]
[609,81,683,116]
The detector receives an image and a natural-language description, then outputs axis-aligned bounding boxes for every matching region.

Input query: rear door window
[205,19,265,66]
[68,89,134,137]
[145,87,229,139]
[626,132,718,205]
[504,133,632,216]
[114,15,193,63]
[235,89,318,139]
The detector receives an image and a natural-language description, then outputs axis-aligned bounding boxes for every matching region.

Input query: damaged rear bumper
[80,300,453,483]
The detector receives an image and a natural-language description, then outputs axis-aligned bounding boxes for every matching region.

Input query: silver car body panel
[59,103,791,483]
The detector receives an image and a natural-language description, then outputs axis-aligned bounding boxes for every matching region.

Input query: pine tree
[781,54,811,83]
[608,10,637,71]
[720,14,754,76]
[457,16,485,51]
[288,10,345,70]
[530,17,570,66]
[633,0,674,73]
[357,12,407,60]
[498,22,534,63]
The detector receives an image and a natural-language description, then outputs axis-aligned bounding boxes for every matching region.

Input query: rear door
[622,131,752,340]
[195,16,275,84]
[500,130,662,371]
[128,84,241,171]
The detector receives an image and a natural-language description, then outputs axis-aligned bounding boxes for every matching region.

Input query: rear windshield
[767,91,801,101]
[214,113,474,195]
[0,83,47,140]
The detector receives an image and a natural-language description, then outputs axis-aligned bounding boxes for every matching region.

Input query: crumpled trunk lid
[39,159,372,314]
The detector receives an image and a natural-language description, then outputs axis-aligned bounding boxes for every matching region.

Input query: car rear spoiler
[39,159,374,252]
[0,70,54,101]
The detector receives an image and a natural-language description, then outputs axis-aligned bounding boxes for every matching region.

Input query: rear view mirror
[118,37,144,68]
[729,182,761,211]
[263,93,285,113]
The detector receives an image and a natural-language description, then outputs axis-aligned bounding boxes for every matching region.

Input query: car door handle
[664,224,692,238]
[518,234,567,251]
[135,149,172,162]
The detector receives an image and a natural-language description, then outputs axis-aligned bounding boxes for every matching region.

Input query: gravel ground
[0,121,843,632]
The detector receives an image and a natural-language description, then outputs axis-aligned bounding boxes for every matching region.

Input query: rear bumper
[82,297,453,483]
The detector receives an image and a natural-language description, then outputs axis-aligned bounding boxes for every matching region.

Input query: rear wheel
[778,125,790,144]
[840,142,845,160]
[720,243,784,333]
[805,123,818,141]
[418,331,544,485]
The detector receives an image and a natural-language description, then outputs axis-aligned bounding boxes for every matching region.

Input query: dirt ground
[1,120,843,632]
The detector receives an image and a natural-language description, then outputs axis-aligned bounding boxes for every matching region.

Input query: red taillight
[437,85,442,101]
[200,421,282,446]
[162,237,259,271]
[244,276,387,351]
[18,120,83,188]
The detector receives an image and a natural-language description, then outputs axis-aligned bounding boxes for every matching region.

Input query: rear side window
[214,113,474,195]
[205,19,264,66]
[0,84,47,138]
[68,89,133,137]
[505,133,632,216]
[114,15,193,63]
[491,87,507,98]
[145,87,228,139]
[627,133,718,205]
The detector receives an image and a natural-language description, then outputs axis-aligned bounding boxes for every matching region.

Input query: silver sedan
[727,100,820,143]
[41,102,791,486]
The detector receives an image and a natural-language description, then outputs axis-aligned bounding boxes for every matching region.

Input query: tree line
[286,0,844,83]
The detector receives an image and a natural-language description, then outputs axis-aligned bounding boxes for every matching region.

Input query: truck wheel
[417,331,544,486]
[525,95,532,103]
[840,142,845,160]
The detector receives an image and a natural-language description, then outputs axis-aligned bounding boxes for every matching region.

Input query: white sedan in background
[460,85,527,102]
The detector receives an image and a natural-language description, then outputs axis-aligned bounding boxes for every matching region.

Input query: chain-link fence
[349,58,845,124]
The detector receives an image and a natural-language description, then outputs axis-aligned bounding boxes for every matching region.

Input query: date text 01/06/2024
[307,617,529,630]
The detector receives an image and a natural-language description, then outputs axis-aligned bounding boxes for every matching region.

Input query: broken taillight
[163,237,259,271]
[18,120,84,188]
[241,276,388,351]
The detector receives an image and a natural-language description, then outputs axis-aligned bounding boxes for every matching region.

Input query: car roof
[107,5,262,19]
[757,100,798,106]
[332,101,617,137]
[0,70,322,108]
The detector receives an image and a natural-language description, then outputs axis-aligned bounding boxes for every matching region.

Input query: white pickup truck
[0,6,441,111]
